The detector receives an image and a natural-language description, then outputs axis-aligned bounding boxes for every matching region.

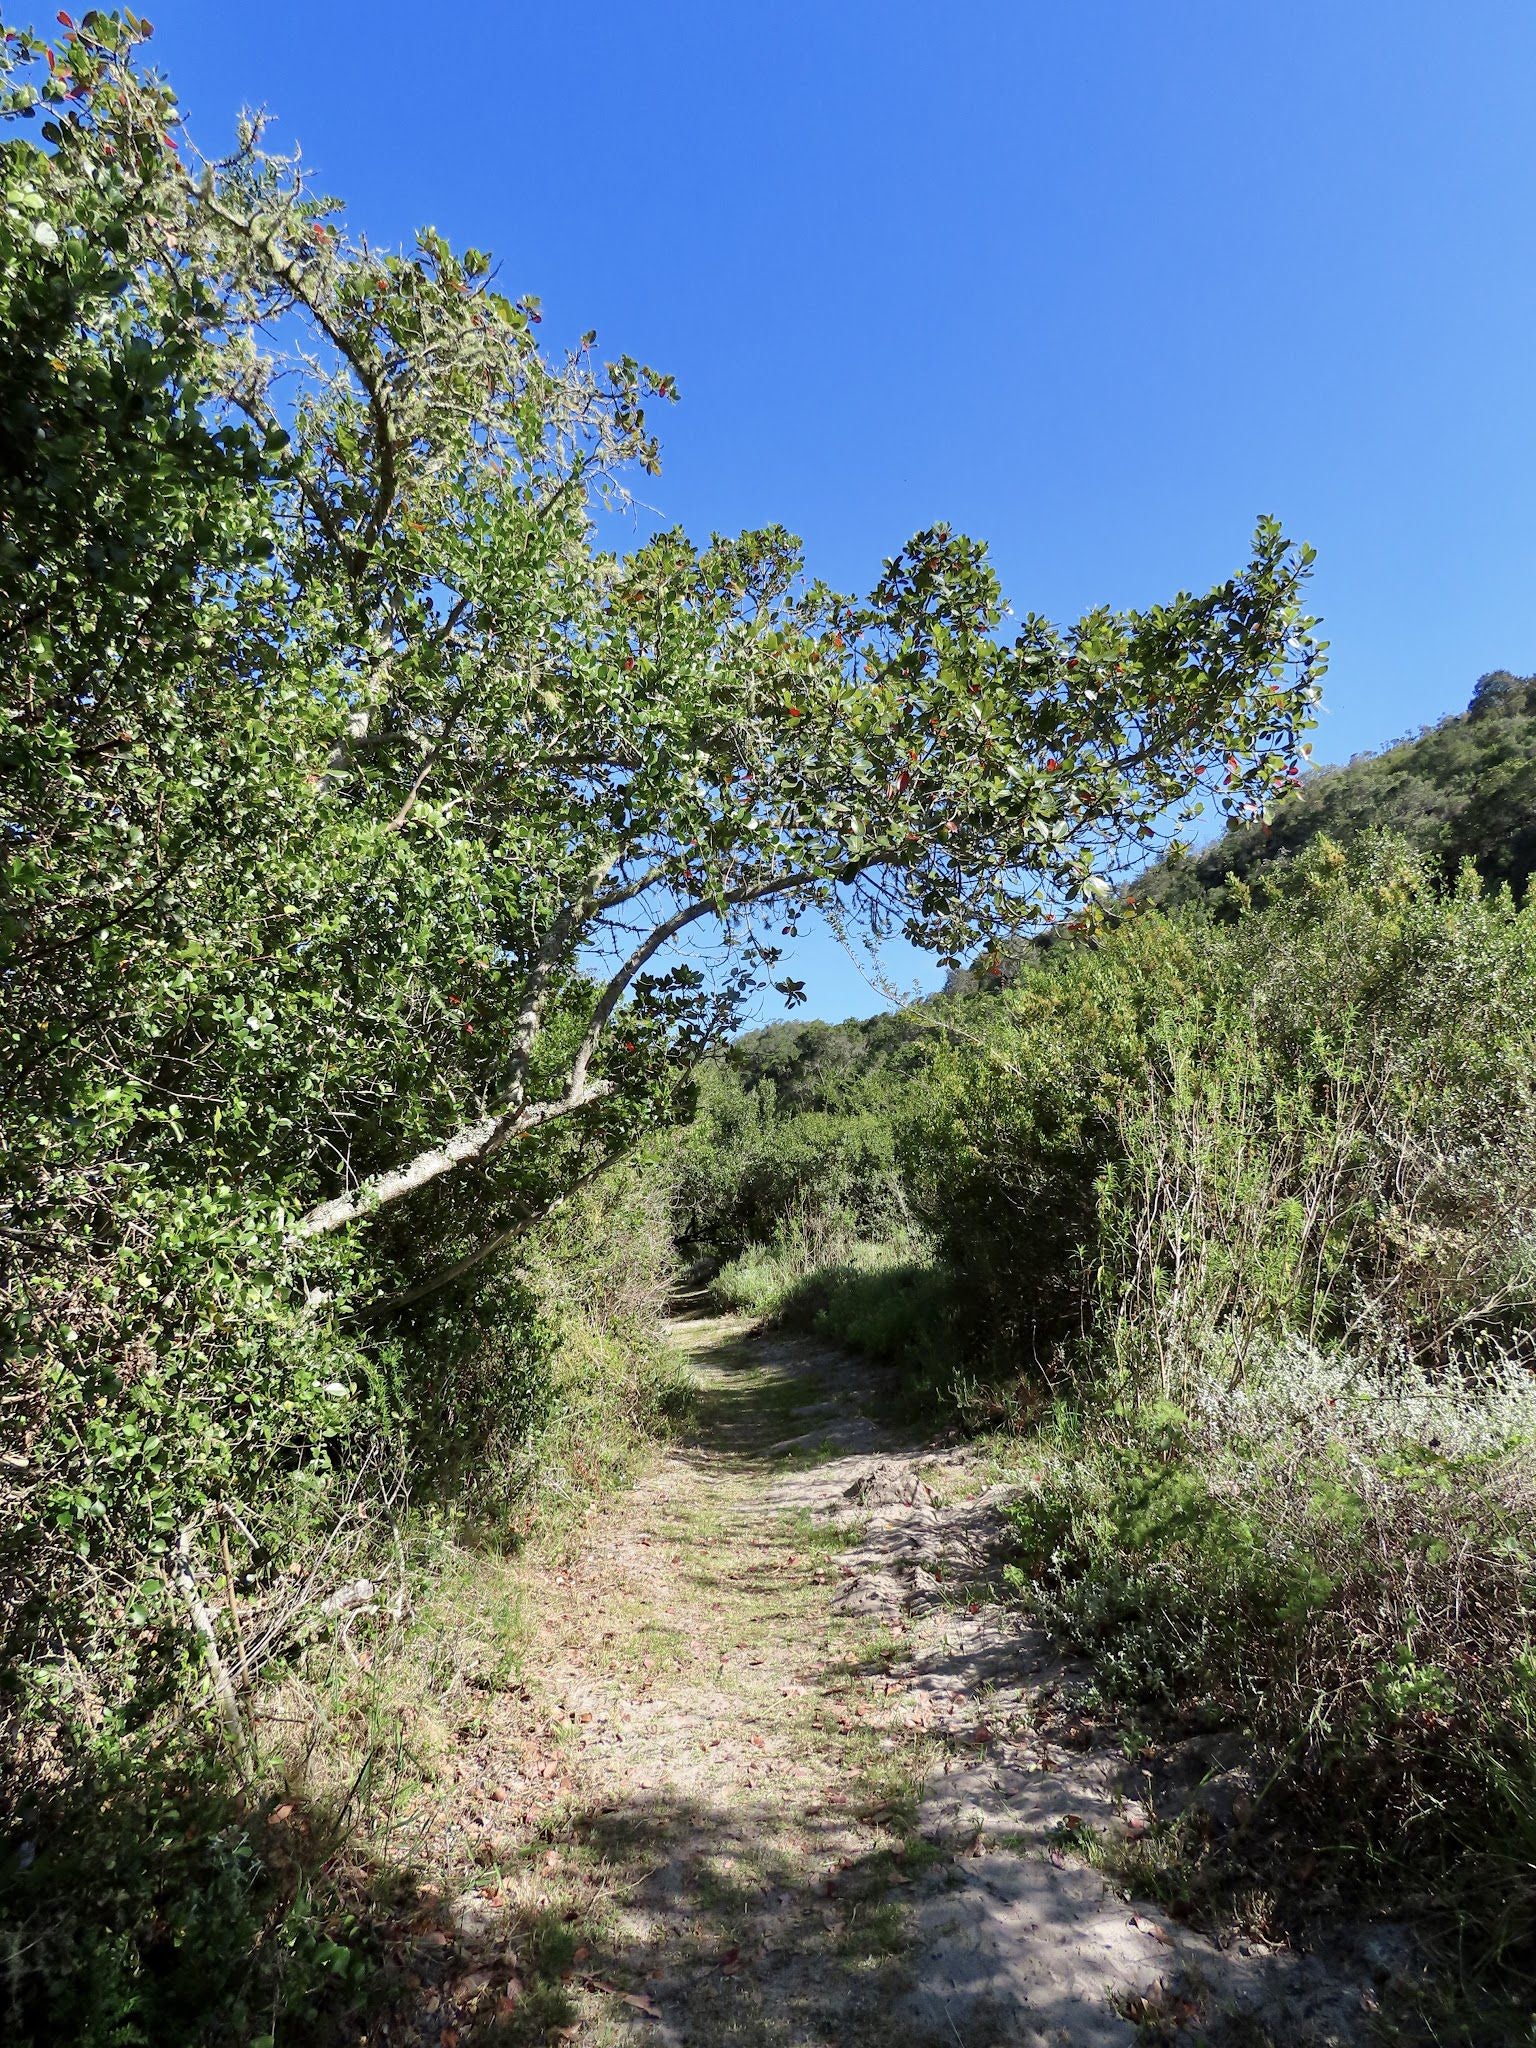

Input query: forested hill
[1137,667,1536,913]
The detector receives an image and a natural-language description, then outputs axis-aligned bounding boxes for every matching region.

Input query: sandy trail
[372,1309,1405,2046]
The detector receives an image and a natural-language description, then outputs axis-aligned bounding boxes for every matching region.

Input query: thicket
[670,1014,933,1267]
[980,843,1536,1973]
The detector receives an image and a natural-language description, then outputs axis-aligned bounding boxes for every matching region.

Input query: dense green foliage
[0,18,1330,2039]
[670,1013,936,1265]
[915,834,1536,1382]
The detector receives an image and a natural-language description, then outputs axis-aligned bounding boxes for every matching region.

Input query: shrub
[934,839,1536,1958]
[671,1066,915,1265]
[916,835,1536,1390]
[904,909,1218,1379]
[1005,1344,1536,1942]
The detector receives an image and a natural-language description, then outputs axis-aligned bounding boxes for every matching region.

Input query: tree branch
[288,1081,615,1240]
[566,868,818,1100]
[369,1147,622,1314]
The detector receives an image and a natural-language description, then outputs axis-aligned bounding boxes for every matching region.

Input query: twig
[176,1525,253,1775]
[217,1517,250,1689]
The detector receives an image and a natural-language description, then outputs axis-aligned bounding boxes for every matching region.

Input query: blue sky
[142,0,1536,1021]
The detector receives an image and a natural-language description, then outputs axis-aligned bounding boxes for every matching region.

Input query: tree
[6,19,1324,1279]
[0,8,1324,1788]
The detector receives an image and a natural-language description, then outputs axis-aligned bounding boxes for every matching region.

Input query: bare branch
[288,1080,615,1241]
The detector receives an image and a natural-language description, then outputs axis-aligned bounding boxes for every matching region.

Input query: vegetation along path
[373,1310,1408,2048]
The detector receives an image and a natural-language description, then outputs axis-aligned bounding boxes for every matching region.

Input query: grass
[782,1506,866,1553]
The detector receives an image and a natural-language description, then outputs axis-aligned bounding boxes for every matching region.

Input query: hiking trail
[368,1307,1411,2046]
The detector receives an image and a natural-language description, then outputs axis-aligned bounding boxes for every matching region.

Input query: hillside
[1138,667,1536,912]
[715,668,1536,1107]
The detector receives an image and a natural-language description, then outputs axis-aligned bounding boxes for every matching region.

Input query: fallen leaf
[449,1968,494,2000]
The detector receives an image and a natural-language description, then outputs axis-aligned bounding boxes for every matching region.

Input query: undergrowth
[0,1171,687,2048]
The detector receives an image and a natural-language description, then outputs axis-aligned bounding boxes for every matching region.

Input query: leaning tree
[1,13,1322,1711]
[2,18,1324,1277]
[0,4,1327,1392]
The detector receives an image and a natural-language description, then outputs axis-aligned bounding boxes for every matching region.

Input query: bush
[904,910,1212,1379]
[1005,1345,1536,1944]
[0,1168,685,2048]
[671,1066,915,1265]
[916,835,1536,1390]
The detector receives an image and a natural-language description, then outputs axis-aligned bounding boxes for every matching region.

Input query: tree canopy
[3,13,1323,1283]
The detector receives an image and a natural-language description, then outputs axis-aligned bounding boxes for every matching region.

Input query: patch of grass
[727,1245,992,1433]
[781,1507,865,1553]
[836,1895,907,1958]
[833,1628,908,1676]
[778,1436,842,1467]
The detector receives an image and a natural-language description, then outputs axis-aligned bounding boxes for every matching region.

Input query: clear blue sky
[143,0,1536,1021]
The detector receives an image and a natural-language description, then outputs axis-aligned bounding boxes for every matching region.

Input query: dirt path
[367,1310,1405,2047]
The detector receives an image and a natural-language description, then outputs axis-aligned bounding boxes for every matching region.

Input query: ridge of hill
[1136,667,1536,915]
